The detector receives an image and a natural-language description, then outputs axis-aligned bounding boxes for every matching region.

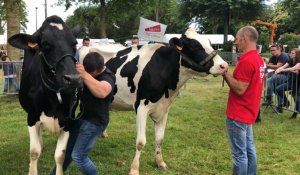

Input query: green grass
[1,69,300,174]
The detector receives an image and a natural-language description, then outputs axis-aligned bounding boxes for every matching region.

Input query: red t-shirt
[226,50,265,124]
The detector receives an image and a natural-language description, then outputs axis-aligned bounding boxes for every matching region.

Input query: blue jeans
[3,77,19,92]
[226,117,257,175]
[275,82,291,106]
[50,119,107,175]
[266,74,288,99]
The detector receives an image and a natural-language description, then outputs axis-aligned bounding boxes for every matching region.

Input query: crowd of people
[261,44,300,119]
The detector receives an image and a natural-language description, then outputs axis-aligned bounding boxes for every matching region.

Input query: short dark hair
[1,55,8,61]
[83,52,104,73]
[83,37,90,41]
[132,36,139,40]
[270,43,284,52]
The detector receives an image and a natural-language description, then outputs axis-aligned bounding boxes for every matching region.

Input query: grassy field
[1,68,300,175]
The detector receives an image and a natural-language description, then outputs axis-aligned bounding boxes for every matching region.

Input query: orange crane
[251,20,278,45]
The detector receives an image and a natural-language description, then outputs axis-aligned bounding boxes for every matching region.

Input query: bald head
[235,26,258,53]
[238,26,258,42]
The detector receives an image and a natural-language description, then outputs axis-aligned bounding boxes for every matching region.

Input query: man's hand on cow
[76,63,88,79]
[221,67,228,76]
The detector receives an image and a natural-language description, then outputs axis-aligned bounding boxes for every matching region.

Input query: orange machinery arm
[251,20,278,45]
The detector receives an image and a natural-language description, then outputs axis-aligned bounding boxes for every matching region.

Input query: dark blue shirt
[1,62,16,76]
[269,52,289,65]
[81,68,116,126]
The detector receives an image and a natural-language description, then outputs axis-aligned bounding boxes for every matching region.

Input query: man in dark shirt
[50,52,115,175]
[264,44,289,105]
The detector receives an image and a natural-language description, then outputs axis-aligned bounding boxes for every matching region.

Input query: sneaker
[289,112,297,119]
[276,106,283,113]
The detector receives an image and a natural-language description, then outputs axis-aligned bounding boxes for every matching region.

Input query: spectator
[1,55,19,93]
[263,44,289,105]
[222,26,265,175]
[50,52,115,175]
[131,36,139,46]
[275,48,300,118]
[75,37,90,61]
[0,45,6,55]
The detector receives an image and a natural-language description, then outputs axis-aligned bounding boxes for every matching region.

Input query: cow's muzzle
[63,74,83,88]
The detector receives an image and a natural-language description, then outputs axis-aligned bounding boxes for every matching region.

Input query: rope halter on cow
[39,51,83,120]
[175,46,218,71]
[39,52,78,103]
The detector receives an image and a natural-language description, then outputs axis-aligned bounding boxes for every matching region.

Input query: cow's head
[8,15,82,91]
[169,28,228,76]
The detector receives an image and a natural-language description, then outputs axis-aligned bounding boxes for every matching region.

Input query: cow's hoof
[128,169,139,175]
[158,161,169,171]
[100,131,109,138]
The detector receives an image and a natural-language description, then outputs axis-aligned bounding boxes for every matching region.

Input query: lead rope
[222,71,227,87]
[222,77,225,87]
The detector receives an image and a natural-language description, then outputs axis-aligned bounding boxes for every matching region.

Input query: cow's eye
[42,41,52,51]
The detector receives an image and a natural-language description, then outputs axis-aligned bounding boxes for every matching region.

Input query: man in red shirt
[222,26,265,175]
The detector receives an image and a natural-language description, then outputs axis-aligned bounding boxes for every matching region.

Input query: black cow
[79,28,228,175]
[8,15,82,175]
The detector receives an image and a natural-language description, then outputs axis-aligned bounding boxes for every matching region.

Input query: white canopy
[162,34,235,44]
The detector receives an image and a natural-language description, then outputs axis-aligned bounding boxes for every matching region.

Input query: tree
[58,0,108,38]
[180,0,266,42]
[66,6,101,38]
[5,0,21,59]
[65,0,186,42]
[0,0,27,59]
[140,0,186,33]
[278,33,300,52]
[281,0,300,33]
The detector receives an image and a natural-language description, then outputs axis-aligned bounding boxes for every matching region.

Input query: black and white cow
[80,28,228,175]
[8,16,82,175]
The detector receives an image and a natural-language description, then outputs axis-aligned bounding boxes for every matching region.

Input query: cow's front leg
[129,107,148,175]
[154,112,169,170]
[54,130,70,175]
[28,122,42,175]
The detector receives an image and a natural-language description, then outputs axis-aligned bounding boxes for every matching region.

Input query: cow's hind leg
[28,122,43,175]
[54,130,70,175]
[129,107,148,175]
[154,112,169,170]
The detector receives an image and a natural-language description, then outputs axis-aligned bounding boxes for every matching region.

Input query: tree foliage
[64,0,186,42]
[180,0,266,42]
[273,0,300,34]
[0,0,27,34]
[66,6,100,38]
[279,33,300,52]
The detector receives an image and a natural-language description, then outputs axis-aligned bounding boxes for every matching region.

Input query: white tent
[162,34,234,44]
[0,34,7,45]
[76,38,115,49]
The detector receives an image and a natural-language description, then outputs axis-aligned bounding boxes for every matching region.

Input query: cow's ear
[8,33,37,50]
[72,25,81,37]
[169,37,183,51]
